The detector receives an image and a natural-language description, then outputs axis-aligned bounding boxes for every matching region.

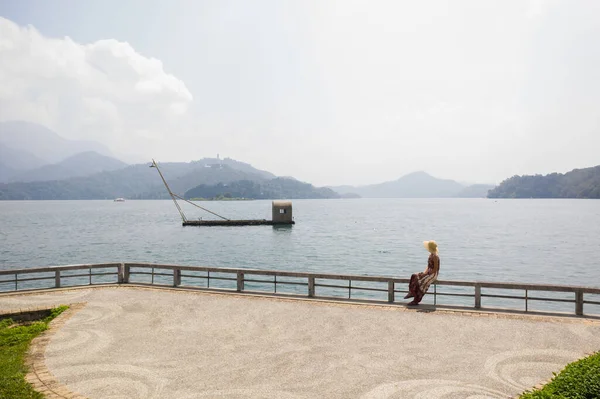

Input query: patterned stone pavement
[1,286,599,399]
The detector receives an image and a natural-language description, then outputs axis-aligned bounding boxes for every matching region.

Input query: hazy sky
[0,0,598,186]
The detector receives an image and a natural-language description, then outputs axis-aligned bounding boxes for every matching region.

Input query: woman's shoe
[407,300,419,306]
[403,293,413,299]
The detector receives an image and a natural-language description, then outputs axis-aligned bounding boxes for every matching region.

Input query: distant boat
[114,198,125,202]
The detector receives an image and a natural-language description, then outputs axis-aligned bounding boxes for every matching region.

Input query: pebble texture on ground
[1,287,599,399]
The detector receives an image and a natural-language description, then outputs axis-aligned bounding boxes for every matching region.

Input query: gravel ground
[1,286,600,399]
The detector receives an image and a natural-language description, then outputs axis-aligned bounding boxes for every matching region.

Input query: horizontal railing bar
[244,278,275,284]
[433,292,474,298]
[243,278,311,287]
[196,276,236,282]
[125,264,600,293]
[126,263,408,283]
[481,294,525,300]
[479,283,597,293]
[272,281,308,287]
[277,280,309,285]
[312,275,406,283]
[155,276,235,283]
[435,281,478,287]
[480,293,575,303]
[315,283,350,290]
[350,286,388,293]
[149,273,173,277]
[584,300,600,305]
[524,297,574,304]
[11,276,55,283]
[0,263,121,276]
[60,273,95,279]
[90,272,119,277]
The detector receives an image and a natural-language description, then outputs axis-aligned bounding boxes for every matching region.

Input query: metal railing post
[173,268,182,287]
[388,281,395,303]
[475,284,481,309]
[55,270,61,288]
[237,272,244,292]
[118,263,124,284]
[576,290,584,316]
[308,276,315,297]
[123,264,130,284]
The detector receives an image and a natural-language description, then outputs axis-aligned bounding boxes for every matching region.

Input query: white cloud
[0,17,193,161]
[0,0,599,186]
[526,0,558,19]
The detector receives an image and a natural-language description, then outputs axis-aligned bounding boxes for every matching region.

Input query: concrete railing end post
[308,276,315,297]
[475,284,482,309]
[236,272,244,292]
[388,281,395,303]
[575,290,584,316]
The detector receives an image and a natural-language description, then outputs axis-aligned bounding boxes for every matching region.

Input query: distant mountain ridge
[0,121,120,183]
[0,121,113,163]
[9,151,128,183]
[0,120,502,200]
[488,165,600,198]
[329,172,493,198]
[0,158,330,200]
[0,143,48,171]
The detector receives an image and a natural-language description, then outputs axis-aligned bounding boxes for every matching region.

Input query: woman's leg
[405,273,420,299]
[408,292,424,305]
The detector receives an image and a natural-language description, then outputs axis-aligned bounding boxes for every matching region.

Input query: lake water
[1,199,599,312]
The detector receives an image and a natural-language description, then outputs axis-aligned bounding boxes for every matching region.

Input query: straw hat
[423,240,438,254]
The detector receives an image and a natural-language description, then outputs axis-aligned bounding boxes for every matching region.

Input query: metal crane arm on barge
[150,159,294,227]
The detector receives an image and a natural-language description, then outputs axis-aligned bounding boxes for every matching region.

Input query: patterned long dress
[407,253,440,304]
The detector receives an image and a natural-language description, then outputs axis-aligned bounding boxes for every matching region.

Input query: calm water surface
[1,199,600,311]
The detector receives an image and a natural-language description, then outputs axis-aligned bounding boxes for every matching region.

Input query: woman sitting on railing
[404,240,440,306]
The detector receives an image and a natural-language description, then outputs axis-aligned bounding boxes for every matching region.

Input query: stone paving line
[25,303,88,399]
[1,286,599,399]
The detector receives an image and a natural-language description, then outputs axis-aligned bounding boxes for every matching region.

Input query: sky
[0,0,599,186]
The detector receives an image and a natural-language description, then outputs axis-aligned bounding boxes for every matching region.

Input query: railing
[1,263,600,317]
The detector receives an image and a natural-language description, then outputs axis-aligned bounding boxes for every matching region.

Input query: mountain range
[0,121,121,183]
[0,122,338,199]
[0,121,113,163]
[488,166,600,199]
[0,120,501,200]
[329,173,494,198]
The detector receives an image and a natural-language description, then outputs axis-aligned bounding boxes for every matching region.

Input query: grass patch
[520,351,600,398]
[0,306,68,399]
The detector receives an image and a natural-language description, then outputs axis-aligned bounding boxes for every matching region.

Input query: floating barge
[151,159,295,227]
[183,219,295,227]
[182,200,295,226]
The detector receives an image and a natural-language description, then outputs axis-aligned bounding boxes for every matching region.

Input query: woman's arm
[423,255,433,274]
[431,256,440,274]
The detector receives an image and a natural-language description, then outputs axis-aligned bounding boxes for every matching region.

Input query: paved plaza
[1,286,599,398]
